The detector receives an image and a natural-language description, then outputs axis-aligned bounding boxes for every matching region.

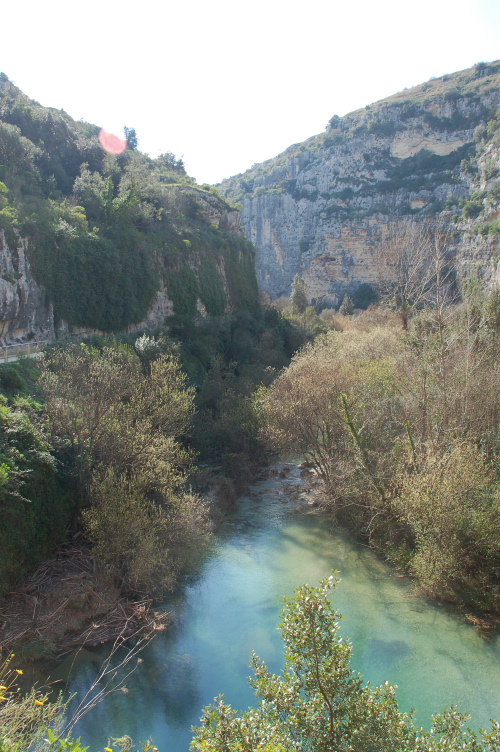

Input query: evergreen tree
[192,576,500,752]
[339,293,354,315]
[124,126,138,150]
[290,274,308,314]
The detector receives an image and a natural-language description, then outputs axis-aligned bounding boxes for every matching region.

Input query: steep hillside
[219,61,500,304]
[0,75,257,342]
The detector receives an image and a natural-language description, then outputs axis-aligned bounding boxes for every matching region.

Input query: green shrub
[396,444,500,609]
[166,263,199,316]
[198,255,226,316]
[84,469,177,594]
[0,364,27,394]
[460,191,486,219]
[478,220,500,237]
[353,283,378,309]
[0,396,77,595]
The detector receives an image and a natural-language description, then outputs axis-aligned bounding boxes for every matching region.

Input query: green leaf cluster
[0,393,77,595]
[39,344,207,596]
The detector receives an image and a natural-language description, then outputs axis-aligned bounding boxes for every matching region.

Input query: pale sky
[3,0,500,185]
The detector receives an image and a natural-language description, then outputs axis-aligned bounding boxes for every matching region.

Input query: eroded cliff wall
[0,195,249,344]
[0,230,55,342]
[220,61,500,305]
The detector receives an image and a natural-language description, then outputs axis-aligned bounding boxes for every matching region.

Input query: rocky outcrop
[220,61,500,305]
[0,190,248,344]
[0,231,55,343]
[197,191,241,233]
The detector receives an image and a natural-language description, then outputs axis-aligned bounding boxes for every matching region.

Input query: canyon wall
[220,61,500,305]
[0,195,247,344]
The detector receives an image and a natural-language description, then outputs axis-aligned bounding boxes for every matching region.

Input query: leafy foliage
[396,443,500,609]
[262,284,500,612]
[84,468,204,595]
[169,304,302,492]
[39,344,207,596]
[338,294,354,315]
[352,282,377,309]
[0,394,76,595]
[0,651,67,751]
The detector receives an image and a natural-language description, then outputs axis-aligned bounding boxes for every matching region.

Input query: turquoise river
[49,464,500,750]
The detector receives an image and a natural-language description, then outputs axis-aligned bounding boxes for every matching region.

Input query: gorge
[2,62,500,342]
[2,60,500,752]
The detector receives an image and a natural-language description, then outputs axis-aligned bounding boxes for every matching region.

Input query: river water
[52,464,500,750]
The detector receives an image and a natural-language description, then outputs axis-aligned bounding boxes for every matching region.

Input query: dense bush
[84,468,204,595]
[0,394,76,595]
[261,287,500,613]
[396,444,500,610]
[170,305,303,491]
[39,344,208,596]
[352,282,378,309]
[460,191,486,219]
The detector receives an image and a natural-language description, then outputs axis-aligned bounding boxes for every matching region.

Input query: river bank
[2,458,499,666]
[0,463,277,662]
[0,546,169,662]
[55,460,500,750]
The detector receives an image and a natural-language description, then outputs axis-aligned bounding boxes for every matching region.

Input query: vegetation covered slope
[0,73,257,334]
[222,61,500,197]
[0,75,306,618]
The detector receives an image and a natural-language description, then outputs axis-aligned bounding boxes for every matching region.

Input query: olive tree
[39,344,208,595]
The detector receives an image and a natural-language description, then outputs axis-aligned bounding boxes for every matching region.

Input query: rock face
[0,231,55,343]
[0,229,166,343]
[220,61,500,305]
[0,196,246,344]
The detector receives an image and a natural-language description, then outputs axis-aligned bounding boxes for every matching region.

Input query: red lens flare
[99,129,127,154]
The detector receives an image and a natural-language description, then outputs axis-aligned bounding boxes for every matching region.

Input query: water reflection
[49,465,500,751]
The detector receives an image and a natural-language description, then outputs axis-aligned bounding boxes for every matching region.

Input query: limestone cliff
[0,230,55,342]
[219,61,500,305]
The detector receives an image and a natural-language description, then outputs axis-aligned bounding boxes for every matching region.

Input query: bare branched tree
[376,221,449,329]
